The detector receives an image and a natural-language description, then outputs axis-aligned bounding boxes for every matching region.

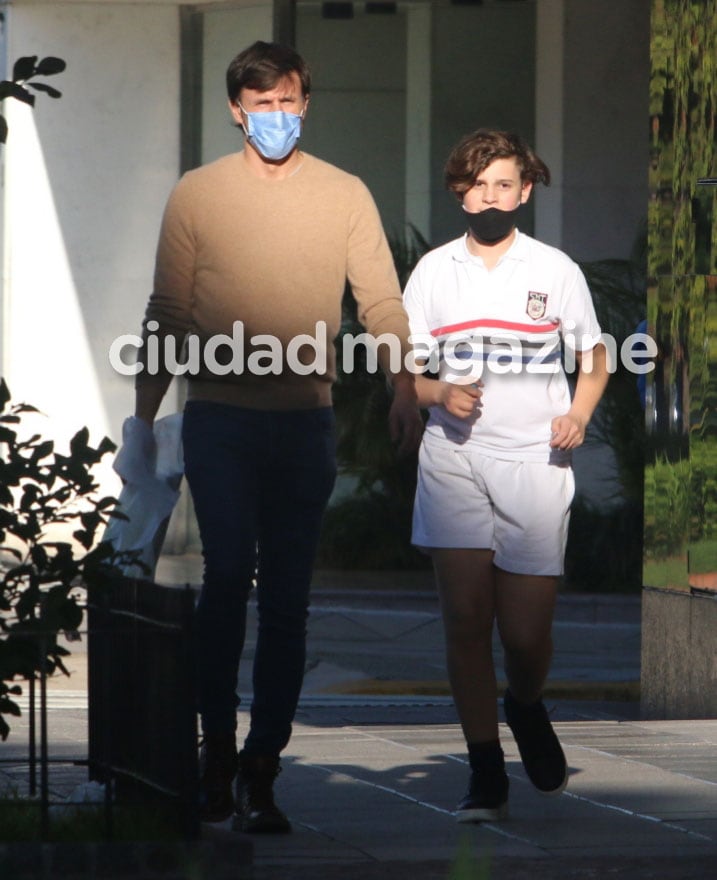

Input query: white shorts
[412,439,575,576]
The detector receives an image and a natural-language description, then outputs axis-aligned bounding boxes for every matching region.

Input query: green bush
[0,381,129,740]
[643,455,690,559]
[564,498,644,593]
[0,793,180,842]
[316,491,429,571]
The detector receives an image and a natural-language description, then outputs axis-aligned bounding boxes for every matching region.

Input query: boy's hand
[439,381,483,419]
[550,413,586,450]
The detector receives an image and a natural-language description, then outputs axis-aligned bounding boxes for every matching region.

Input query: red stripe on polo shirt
[431,318,560,338]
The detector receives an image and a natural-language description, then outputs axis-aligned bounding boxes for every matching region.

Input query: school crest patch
[526,291,548,320]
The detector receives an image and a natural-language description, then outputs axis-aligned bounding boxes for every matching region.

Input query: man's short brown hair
[444,129,550,195]
[226,41,311,103]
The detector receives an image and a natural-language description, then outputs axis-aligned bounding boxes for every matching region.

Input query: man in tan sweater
[134,41,421,832]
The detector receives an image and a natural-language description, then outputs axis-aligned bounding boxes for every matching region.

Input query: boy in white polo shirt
[403,129,608,822]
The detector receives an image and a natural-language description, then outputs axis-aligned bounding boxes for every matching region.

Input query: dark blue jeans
[182,401,337,756]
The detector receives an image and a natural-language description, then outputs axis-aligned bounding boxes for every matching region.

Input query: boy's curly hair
[444,129,551,196]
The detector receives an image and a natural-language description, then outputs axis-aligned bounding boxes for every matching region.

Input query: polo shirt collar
[451,230,529,264]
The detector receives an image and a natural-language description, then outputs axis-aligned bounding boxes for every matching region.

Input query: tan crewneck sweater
[136,151,412,410]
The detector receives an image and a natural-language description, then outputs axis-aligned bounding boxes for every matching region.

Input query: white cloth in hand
[103,413,184,577]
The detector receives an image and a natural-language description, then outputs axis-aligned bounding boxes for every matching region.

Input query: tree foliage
[0,54,66,144]
[645,0,717,588]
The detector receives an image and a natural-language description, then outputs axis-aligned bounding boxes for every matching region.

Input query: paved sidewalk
[229,711,717,880]
[162,559,717,877]
[2,557,715,879]
[157,553,642,703]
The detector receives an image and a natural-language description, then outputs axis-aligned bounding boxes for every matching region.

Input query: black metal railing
[86,575,200,841]
[0,576,200,841]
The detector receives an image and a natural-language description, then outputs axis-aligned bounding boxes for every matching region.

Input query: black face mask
[464,205,522,244]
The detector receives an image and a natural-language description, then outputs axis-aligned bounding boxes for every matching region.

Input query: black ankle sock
[467,739,505,774]
[506,688,543,710]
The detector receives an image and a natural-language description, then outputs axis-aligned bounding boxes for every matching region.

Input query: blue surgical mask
[237,103,303,161]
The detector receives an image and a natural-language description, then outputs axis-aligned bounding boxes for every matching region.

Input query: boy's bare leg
[494,570,558,704]
[493,569,567,795]
[432,548,498,744]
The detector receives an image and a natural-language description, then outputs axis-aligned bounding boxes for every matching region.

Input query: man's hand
[549,412,587,450]
[388,378,424,455]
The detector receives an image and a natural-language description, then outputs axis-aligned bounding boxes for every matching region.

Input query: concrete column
[534,0,564,248]
[405,2,431,241]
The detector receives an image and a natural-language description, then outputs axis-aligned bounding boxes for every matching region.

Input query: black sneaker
[198,733,239,822]
[455,769,509,822]
[503,688,568,795]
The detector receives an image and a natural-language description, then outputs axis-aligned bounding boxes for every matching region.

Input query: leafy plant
[578,222,647,507]
[320,225,430,570]
[0,791,181,843]
[0,381,127,740]
[564,497,644,593]
[561,228,648,592]
[316,491,427,570]
[0,54,66,144]
[644,454,691,559]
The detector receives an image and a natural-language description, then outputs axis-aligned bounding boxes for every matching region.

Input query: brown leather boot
[198,733,238,822]
[232,752,291,833]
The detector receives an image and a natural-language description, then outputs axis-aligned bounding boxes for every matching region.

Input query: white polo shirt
[403,231,602,462]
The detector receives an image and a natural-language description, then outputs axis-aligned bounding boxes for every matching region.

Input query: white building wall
[429,1,536,248]
[201,4,273,165]
[296,5,408,237]
[1,0,182,498]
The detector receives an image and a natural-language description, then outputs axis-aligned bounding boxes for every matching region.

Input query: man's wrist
[134,401,157,426]
[567,409,588,429]
[389,371,417,398]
